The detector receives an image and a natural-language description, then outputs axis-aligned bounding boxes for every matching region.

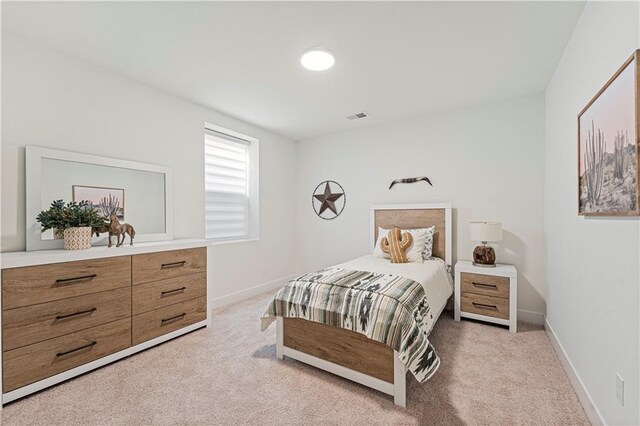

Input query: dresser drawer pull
[161,313,186,324]
[55,274,98,285]
[56,341,97,357]
[55,307,97,320]
[472,302,498,311]
[472,282,498,290]
[161,287,187,297]
[161,261,187,269]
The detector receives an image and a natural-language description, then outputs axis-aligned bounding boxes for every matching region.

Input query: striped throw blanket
[261,267,440,383]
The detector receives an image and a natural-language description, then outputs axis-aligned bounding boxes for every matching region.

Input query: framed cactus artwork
[578,50,640,216]
[72,185,125,221]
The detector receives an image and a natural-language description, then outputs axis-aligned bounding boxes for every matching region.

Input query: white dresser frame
[0,239,211,407]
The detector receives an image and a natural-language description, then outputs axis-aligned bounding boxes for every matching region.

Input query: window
[204,125,259,242]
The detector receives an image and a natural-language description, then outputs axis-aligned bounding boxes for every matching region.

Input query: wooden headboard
[370,204,452,266]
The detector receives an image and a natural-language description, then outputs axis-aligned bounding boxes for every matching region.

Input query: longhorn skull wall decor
[388,176,433,189]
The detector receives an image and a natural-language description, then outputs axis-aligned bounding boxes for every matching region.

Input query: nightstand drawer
[461,292,509,320]
[461,272,509,299]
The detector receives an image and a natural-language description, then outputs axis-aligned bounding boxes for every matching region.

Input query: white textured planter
[63,227,92,250]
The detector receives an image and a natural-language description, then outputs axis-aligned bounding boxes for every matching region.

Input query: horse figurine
[108,214,136,247]
[92,224,109,238]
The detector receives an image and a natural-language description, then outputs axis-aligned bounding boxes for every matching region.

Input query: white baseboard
[517,309,545,325]
[544,318,604,426]
[210,274,295,309]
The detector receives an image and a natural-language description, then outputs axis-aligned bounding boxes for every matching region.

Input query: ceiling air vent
[346,112,370,120]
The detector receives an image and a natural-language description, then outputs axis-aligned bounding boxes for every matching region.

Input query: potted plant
[37,200,106,250]
[35,199,66,239]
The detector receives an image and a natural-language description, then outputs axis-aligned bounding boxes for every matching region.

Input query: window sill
[209,238,259,247]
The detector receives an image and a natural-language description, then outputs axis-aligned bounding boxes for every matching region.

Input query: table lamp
[469,221,502,267]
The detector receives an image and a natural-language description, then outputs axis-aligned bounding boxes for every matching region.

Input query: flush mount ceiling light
[301,47,335,71]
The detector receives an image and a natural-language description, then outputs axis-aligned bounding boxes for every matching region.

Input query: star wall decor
[312,180,346,220]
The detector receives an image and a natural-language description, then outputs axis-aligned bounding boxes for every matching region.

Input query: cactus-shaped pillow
[380,227,414,263]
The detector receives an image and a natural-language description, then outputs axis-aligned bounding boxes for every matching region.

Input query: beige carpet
[0,292,588,425]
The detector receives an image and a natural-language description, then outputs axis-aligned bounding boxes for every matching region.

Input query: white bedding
[337,255,453,322]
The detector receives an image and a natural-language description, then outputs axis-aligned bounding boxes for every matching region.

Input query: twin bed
[261,204,453,407]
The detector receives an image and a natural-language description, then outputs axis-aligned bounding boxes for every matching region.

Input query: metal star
[314,182,344,215]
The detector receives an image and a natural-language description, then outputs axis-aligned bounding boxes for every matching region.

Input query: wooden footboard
[283,318,394,382]
[276,317,406,406]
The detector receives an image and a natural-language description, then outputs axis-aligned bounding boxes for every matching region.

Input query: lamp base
[473,244,496,267]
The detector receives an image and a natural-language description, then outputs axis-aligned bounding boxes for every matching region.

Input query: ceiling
[3,2,584,141]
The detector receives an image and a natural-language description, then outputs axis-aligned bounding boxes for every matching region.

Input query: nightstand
[454,260,517,333]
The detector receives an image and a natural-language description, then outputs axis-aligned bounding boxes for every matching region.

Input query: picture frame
[72,185,125,221]
[578,50,640,216]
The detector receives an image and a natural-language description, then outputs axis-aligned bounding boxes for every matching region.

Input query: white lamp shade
[469,222,502,242]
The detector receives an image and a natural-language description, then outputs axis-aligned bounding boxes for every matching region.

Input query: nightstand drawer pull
[56,341,97,357]
[472,302,498,310]
[161,261,186,269]
[55,307,97,320]
[161,313,186,324]
[472,282,498,290]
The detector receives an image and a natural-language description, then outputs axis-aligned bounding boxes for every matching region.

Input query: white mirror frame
[26,146,174,251]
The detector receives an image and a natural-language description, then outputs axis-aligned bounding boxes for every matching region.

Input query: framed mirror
[26,146,173,251]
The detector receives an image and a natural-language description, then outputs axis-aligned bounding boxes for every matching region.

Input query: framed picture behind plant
[72,185,125,221]
[578,50,639,216]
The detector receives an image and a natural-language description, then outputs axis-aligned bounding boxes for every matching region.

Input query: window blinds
[204,129,250,241]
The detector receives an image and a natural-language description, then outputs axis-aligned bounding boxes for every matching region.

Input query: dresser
[454,260,517,333]
[0,239,208,405]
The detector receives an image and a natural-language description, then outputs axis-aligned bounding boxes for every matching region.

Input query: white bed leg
[393,350,406,407]
[276,317,284,360]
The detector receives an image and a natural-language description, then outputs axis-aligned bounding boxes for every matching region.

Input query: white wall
[544,2,639,425]
[1,33,297,300]
[295,94,546,320]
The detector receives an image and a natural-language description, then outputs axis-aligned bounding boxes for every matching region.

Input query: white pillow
[373,227,426,263]
[422,226,436,259]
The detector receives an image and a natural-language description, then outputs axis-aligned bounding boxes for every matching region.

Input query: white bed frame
[276,203,452,407]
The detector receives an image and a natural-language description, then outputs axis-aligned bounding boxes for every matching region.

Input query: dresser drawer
[132,297,206,345]
[2,257,131,310]
[461,272,509,299]
[132,248,206,285]
[3,318,131,392]
[132,273,206,315]
[460,292,509,320]
[3,287,131,352]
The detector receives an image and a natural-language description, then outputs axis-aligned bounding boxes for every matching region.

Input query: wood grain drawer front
[461,272,509,299]
[461,292,509,320]
[132,248,206,285]
[132,273,206,315]
[2,256,131,310]
[2,287,131,352]
[3,318,131,392]
[132,297,206,345]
